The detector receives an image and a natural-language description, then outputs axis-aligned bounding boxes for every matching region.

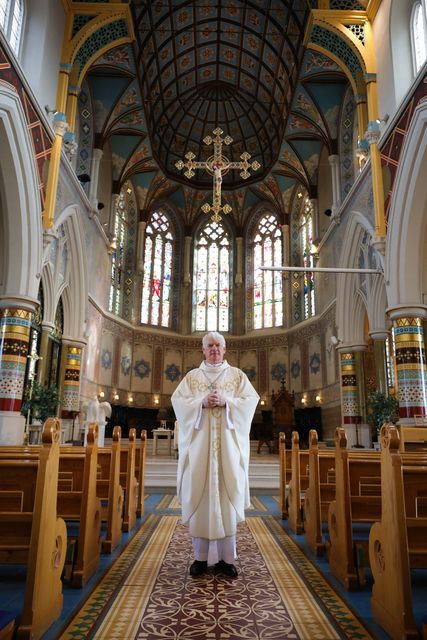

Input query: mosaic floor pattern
[59,508,376,640]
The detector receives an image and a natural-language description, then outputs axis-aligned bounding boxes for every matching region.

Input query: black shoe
[189,560,207,577]
[215,560,238,577]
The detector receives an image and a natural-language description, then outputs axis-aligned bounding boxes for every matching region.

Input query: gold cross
[175,127,260,223]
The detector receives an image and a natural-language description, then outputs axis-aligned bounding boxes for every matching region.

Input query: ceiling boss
[175,127,261,223]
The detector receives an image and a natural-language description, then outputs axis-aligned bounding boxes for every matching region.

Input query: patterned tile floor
[34,494,396,640]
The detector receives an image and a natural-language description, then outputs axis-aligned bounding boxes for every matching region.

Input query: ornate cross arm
[175,127,261,223]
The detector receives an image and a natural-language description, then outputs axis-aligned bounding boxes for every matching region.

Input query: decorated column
[339,346,369,447]
[369,330,389,395]
[390,315,427,422]
[60,340,85,440]
[0,302,35,443]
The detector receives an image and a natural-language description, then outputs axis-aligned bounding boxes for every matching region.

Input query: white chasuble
[171,360,259,540]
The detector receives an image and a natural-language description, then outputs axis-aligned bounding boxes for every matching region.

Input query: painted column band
[340,352,360,424]
[61,345,82,413]
[393,317,427,419]
[0,308,32,412]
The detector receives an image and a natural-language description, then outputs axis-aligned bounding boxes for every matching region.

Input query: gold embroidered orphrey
[175,127,261,223]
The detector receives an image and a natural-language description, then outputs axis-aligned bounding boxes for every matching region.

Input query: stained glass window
[301,198,316,319]
[141,210,173,327]
[411,1,427,74]
[193,220,231,332]
[252,213,283,329]
[0,0,24,55]
[108,190,128,315]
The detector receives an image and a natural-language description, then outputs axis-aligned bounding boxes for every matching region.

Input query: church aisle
[40,494,389,640]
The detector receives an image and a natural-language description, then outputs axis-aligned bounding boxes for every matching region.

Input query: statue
[82,394,112,446]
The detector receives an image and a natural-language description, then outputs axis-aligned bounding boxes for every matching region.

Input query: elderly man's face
[203,338,225,365]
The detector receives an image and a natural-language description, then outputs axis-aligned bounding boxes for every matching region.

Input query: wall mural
[242,366,256,381]
[165,363,181,382]
[291,360,301,379]
[120,355,131,376]
[309,352,321,374]
[271,362,287,381]
[101,349,112,370]
[134,358,151,379]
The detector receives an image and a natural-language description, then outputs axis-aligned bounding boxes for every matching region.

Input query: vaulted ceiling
[80,0,367,223]
[134,1,310,189]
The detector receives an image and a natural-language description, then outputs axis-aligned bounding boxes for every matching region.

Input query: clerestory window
[0,0,24,55]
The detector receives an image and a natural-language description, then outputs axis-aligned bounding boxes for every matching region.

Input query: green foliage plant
[21,381,60,423]
[367,390,399,435]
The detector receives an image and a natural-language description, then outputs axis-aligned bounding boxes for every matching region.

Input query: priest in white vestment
[171,331,259,577]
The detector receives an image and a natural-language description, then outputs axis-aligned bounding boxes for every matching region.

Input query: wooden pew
[119,428,138,532]
[52,423,102,587]
[369,424,427,640]
[0,418,67,639]
[0,424,102,588]
[327,428,381,590]
[97,426,124,553]
[304,429,336,556]
[135,430,147,518]
[278,432,291,519]
[287,432,309,534]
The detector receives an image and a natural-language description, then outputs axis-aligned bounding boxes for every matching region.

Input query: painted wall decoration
[271,362,287,381]
[242,366,256,381]
[120,354,131,376]
[101,349,112,370]
[132,343,153,393]
[134,358,151,379]
[99,331,115,387]
[309,352,321,374]
[165,363,180,382]
[291,360,301,379]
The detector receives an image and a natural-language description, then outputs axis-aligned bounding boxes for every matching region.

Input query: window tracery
[0,0,24,55]
[193,219,231,333]
[109,190,128,316]
[251,212,283,329]
[141,209,173,328]
[411,0,427,74]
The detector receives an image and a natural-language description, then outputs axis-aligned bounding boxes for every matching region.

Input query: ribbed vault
[134,1,310,189]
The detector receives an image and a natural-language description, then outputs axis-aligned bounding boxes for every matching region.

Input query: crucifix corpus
[175,127,260,223]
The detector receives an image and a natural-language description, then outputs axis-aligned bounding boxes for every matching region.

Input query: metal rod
[260,266,383,274]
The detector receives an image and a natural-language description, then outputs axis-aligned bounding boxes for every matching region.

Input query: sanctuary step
[145,458,279,490]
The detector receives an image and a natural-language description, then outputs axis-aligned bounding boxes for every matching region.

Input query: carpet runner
[58,504,375,639]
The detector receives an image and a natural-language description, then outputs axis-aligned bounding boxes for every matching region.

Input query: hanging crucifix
[175,127,260,223]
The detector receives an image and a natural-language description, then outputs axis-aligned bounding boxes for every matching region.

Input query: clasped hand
[203,390,225,408]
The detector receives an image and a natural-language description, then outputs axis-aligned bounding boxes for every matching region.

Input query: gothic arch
[336,212,386,344]
[41,205,88,340]
[385,100,427,311]
[0,84,42,302]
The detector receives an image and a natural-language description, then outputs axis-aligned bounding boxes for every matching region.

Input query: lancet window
[252,212,283,329]
[108,190,128,316]
[193,220,231,333]
[0,0,24,55]
[301,198,316,319]
[411,0,427,74]
[141,209,173,328]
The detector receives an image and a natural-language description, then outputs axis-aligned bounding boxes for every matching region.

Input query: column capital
[0,295,39,312]
[61,337,87,349]
[387,305,427,321]
[369,330,390,341]
[338,342,367,353]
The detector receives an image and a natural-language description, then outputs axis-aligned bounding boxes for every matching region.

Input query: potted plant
[21,381,60,424]
[366,390,399,441]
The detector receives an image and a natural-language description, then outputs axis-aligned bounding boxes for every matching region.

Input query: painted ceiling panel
[89,75,130,132]
[134,0,311,189]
